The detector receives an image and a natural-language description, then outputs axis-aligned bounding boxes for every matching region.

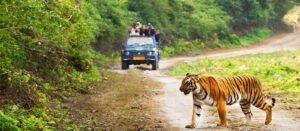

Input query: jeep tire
[121,61,129,70]
[152,60,159,70]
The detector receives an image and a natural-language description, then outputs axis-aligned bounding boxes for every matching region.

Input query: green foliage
[128,0,231,41]
[161,27,271,56]
[0,105,49,130]
[87,0,136,50]
[0,111,20,131]
[216,0,296,25]
[162,39,206,56]
[0,0,102,102]
[239,27,271,45]
[0,0,106,130]
[169,50,300,95]
[162,39,190,56]
[219,27,271,47]
[126,0,298,55]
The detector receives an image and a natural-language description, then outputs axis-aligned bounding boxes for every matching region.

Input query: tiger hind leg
[252,98,273,125]
[239,99,253,122]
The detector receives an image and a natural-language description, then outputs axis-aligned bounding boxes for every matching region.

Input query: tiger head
[180,73,200,95]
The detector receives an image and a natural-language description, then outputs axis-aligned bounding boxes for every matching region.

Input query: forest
[0,0,299,130]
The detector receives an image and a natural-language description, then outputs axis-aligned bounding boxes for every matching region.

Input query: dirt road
[114,32,300,130]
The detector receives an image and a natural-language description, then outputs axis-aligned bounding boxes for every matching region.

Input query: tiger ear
[186,73,190,76]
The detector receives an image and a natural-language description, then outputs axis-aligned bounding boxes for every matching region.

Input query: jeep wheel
[152,61,159,70]
[121,62,129,70]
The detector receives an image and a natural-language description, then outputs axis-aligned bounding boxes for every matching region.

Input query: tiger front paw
[217,123,227,127]
[185,124,195,129]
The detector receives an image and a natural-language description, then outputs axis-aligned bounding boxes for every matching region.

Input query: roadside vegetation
[239,27,272,45]
[169,49,300,109]
[162,27,272,57]
[283,5,300,31]
[0,0,299,130]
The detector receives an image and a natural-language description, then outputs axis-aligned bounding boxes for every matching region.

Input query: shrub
[0,111,20,131]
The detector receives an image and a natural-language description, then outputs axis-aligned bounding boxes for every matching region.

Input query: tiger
[179,73,276,128]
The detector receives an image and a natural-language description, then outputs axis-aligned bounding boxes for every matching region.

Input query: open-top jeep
[121,36,160,70]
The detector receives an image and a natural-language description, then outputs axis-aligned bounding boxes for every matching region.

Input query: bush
[0,105,48,130]
[0,1,105,129]
[0,111,20,131]
[0,0,104,105]
[240,27,271,45]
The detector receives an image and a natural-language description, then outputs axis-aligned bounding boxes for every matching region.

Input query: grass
[69,71,168,130]
[168,50,300,109]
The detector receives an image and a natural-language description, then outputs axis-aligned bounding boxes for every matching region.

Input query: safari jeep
[121,36,160,70]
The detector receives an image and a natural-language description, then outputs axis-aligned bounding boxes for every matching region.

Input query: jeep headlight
[125,51,130,56]
[147,51,154,56]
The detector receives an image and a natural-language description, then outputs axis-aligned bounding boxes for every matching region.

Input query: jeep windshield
[125,37,155,51]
